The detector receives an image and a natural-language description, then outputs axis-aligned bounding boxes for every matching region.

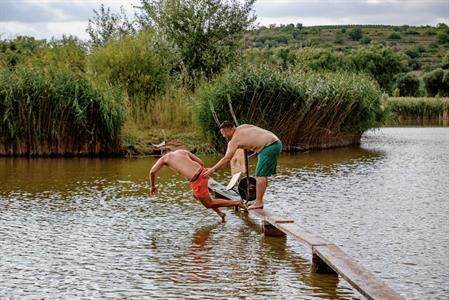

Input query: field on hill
[246,24,449,72]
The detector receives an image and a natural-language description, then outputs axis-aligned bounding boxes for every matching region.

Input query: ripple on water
[1,128,448,299]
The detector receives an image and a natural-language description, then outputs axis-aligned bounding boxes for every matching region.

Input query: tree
[442,51,449,69]
[24,36,87,74]
[136,0,256,83]
[360,36,372,45]
[86,4,136,48]
[350,46,407,93]
[88,29,177,112]
[436,32,449,44]
[423,68,449,96]
[389,32,401,40]
[0,36,45,69]
[394,73,421,96]
[348,27,363,41]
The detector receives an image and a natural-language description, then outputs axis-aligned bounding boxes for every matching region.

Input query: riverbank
[386,97,449,125]
[121,96,449,156]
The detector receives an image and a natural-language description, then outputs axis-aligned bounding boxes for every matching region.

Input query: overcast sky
[0,0,448,40]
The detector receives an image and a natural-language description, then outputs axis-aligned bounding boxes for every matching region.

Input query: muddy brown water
[1,127,448,299]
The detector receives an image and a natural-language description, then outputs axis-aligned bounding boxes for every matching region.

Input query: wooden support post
[262,221,286,237]
[311,253,338,275]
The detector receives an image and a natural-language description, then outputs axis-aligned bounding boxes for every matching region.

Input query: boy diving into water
[149,149,244,222]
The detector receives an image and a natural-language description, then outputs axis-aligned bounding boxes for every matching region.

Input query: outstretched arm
[204,141,238,177]
[149,156,166,195]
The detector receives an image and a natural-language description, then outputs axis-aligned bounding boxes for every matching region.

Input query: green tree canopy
[86,4,136,48]
[349,46,407,93]
[394,73,421,96]
[87,29,177,112]
[136,0,256,83]
[348,27,363,41]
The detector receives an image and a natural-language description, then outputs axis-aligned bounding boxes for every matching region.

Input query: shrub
[416,44,426,53]
[429,42,439,50]
[23,36,87,74]
[405,48,420,59]
[442,51,449,69]
[389,32,401,40]
[0,36,46,69]
[437,32,449,44]
[348,27,363,41]
[387,97,449,119]
[197,65,385,150]
[423,68,449,96]
[394,73,421,96]
[360,36,372,45]
[349,45,407,93]
[0,66,123,155]
[333,33,344,44]
[293,48,353,72]
[87,29,177,118]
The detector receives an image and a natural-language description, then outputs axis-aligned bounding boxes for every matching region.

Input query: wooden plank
[208,178,404,299]
[230,149,247,175]
[208,178,239,200]
[243,208,332,247]
[275,219,295,224]
[274,222,332,248]
[209,178,331,247]
[313,245,405,300]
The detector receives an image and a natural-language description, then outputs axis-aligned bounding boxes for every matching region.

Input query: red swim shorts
[189,169,210,199]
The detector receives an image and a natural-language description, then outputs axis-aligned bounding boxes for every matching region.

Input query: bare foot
[219,212,226,222]
[247,203,264,210]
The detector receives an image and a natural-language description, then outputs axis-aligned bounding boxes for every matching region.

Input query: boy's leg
[211,207,226,222]
[199,195,244,209]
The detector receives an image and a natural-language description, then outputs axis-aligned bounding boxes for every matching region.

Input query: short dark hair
[219,121,235,129]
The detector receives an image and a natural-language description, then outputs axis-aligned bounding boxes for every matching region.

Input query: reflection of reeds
[198,65,385,150]
[387,97,449,121]
[0,67,123,156]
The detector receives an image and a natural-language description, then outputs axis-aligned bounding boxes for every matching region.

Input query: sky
[0,0,448,40]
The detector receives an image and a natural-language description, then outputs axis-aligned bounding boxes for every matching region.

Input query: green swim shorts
[255,141,282,177]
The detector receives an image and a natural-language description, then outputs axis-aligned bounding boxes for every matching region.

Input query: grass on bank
[120,87,216,155]
[386,96,449,119]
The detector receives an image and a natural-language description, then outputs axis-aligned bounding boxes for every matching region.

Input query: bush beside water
[0,66,123,155]
[197,65,385,151]
[387,97,449,121]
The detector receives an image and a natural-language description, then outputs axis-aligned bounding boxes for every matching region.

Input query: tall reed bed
[387,97,449,120]
[197,65,385,151]
[0,66,123,155]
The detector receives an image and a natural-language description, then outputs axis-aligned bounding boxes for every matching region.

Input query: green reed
[387,97,449,120]
[0,66,123,155]
[197,65,385,150]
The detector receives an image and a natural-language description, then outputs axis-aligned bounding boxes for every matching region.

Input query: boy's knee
[198,198,212,208]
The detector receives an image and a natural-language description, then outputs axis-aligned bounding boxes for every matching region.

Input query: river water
[0,127,448,299]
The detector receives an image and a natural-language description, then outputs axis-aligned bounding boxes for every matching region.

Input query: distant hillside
[245,24,449,72]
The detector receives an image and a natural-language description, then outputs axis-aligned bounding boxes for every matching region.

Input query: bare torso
[164,150,202,181]
[231,124,279,153]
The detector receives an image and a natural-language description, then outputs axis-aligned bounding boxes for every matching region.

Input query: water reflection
[1,128,448,299]
[189,223,220,282]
